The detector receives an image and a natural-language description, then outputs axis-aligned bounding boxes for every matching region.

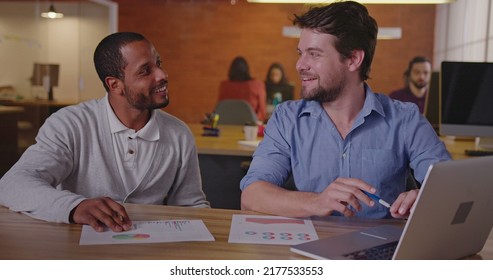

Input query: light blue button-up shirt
[240,84,451,218]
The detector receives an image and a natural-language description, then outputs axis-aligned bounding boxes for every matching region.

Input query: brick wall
[115,0,435,123]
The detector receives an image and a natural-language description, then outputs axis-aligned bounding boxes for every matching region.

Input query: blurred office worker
[218,56,267,122]
[0,32,209,232]
[265,63,294,102]
[241,1,450,219]
[389,56,432,114]
[265,62,294,115]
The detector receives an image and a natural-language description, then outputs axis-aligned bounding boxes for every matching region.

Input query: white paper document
[80,220,215,245]
[228,214,319,245]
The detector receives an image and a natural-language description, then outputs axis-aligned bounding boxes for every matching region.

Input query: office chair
[214,99,258,125]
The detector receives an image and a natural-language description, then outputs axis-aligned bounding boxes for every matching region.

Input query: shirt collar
[297,100,324,118]
[361,83,385,118]
[106,94,128,134]
[105,94,160,141]
[137,112,159,141]
[297,83,386,119]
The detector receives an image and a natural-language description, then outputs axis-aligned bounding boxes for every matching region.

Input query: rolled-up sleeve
[240,107,292,191]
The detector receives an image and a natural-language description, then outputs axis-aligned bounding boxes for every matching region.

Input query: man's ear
[105,77,123,95]
[348,49,365,73]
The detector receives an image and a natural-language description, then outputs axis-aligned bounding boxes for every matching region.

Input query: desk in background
[440,136,476,160]
[190,128,479,160]
[0,106,24,176]
[0,99,75,153]
[188,124,477,209]
[189,124,478,160]
[0,204,491,260]
[0,99,75,126]
[188,124,301,210]
[188,123,256,156]
[188,124,256,210]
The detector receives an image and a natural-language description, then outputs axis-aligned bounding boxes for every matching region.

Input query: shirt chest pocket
[361,149,400,188]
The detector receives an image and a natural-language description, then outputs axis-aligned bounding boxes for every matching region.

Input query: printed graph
[80,220,214,245]
[112,233,150,240]
[228,214,319,245]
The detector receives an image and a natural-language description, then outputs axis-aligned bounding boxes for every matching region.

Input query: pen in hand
[116,212,133,231]
[362,190,391,208]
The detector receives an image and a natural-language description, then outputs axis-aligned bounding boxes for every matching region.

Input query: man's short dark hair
[404,56,431,77]
[293,1,378,81]
[93,32,146,91]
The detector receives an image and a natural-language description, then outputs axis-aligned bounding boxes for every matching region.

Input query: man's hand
[312,178,377,217]
[390,189,419,218]
[71,197,132,232]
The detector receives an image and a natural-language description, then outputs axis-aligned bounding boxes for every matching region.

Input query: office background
[2,1,493,261]
[0,0,492,124]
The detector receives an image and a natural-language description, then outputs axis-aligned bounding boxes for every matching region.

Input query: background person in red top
[218,56,266,122]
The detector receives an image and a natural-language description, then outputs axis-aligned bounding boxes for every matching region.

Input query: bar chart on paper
[228,214,319,245]
[79,220,215,245]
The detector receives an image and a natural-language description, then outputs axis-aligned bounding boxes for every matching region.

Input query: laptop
[290,156,493,260]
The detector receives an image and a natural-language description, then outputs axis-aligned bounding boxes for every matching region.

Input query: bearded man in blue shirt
[240,1,451,219]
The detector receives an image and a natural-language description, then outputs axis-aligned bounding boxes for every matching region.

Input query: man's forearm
[241,181,318,218]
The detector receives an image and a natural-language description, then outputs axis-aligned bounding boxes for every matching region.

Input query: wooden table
[187,123,475,160]
[0,99,75,106]
[0,204,491,260]
[188,123,257,156]
[0,99,75,121]
[440,136,476,160]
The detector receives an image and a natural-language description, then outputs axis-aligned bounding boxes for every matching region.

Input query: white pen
[363,190,391,208]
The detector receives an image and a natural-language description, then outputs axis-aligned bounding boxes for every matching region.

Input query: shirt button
[342,153,346,159]
[128,149,134,154]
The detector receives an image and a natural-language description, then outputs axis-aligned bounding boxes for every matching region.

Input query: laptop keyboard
[342,241,398,260]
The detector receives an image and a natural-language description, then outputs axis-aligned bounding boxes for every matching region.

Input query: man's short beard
[129,95,169,110]
[302,84,344,103]
[124,86,170,110]
[410,79,427,90]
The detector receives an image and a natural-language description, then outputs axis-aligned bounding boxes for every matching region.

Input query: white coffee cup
[243,125,258,141]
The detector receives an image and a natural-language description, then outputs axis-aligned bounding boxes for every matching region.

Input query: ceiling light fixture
[377,27,402,40]
[41,3,64,19]
[248,0,455,4]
